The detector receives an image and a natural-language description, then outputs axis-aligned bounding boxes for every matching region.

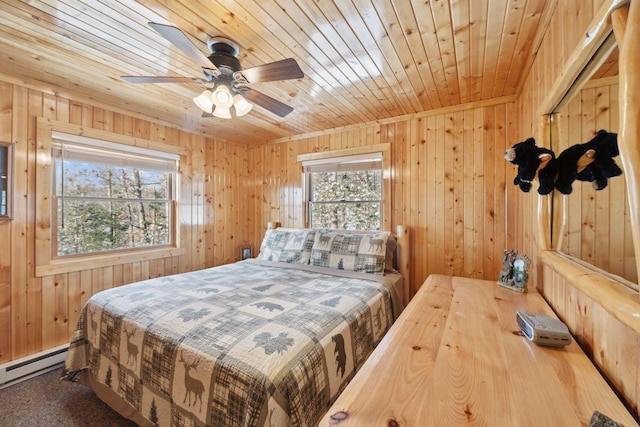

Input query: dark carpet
[0,368,136,427]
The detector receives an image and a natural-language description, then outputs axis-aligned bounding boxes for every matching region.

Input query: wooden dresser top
[319,274,638,426]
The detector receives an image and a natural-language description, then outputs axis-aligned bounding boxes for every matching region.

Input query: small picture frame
[241,247,252,260]
[497,249,530,292]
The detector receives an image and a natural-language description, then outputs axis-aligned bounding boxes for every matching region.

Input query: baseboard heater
[0,344,69,390]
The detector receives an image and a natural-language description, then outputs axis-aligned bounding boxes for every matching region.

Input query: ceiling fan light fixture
[193,89,214,113]
[212,84,234,108]
[233,94,253,117]
[125,24,303,119]
[212,105,232,119]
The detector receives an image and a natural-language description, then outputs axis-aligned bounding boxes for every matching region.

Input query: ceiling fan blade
[148,22,217,71]
[241,58,304,83]
[243,89,294,117]
[121,76,197,84]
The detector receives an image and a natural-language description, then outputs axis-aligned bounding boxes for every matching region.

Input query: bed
[62,227,409,426]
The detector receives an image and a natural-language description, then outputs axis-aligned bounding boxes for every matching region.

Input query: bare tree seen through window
[55,157,172,256]
[309,169,382,230]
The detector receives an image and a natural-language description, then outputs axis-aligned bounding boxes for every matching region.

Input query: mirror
[550,44,638,284]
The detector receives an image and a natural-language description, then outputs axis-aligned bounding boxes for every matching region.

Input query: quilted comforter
[63,259,402,427]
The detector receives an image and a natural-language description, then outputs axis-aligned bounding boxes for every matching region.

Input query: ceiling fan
[121,22,304,119]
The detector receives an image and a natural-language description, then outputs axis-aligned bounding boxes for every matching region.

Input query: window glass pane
[310,202,380,230]
[52,137,176,257]
[57,199,170,256]
[310,170,382,202]
[55,159,169,200]
[305,152,384,231]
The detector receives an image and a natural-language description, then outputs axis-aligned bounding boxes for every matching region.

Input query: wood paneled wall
[540,254,640,415]
[0,80,249,364]
[514,0,612,278]
[247,100,517,296]
[516,0,639,417]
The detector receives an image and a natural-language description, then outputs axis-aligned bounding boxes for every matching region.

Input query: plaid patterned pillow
[311,231,389,274]
[256,229,316,264]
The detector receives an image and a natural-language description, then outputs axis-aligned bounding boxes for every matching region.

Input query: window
[51,132,178,257]
[0,142,12,220]
[303,152,384,230]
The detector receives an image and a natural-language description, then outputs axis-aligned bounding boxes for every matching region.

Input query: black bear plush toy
[504,137,557,195]
[554,130,623,194]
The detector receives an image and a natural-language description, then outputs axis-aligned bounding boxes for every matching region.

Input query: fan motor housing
[207,37,241,74]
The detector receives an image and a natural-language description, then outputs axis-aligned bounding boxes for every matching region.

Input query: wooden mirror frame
[537,0,639,288]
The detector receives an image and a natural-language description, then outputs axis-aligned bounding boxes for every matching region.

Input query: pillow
[310,231,389,274]
[256,229,315,264]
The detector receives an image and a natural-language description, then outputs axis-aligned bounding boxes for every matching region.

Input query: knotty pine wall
[516,0,639,416]
[514,0,613,275]
[540,255,640,415]
[247,99,518,296]
[0,80,249,364]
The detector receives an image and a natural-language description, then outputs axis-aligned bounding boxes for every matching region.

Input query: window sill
[35,246,186,277]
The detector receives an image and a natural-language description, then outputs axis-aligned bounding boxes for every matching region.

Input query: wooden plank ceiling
[0,0,554,144]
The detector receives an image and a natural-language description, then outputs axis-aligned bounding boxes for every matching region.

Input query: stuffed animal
[555,130,623,194]
[504,138,557,195]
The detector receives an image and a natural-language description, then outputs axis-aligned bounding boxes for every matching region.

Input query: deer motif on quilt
[179,351,204,412]
[122,325,139,368]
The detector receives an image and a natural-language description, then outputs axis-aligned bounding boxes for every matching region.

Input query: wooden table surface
[319,274,639,426]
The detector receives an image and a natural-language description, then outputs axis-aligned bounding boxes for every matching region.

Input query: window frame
[51,132,178,259]
[35,118,187,277]
[297,144,391,231]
